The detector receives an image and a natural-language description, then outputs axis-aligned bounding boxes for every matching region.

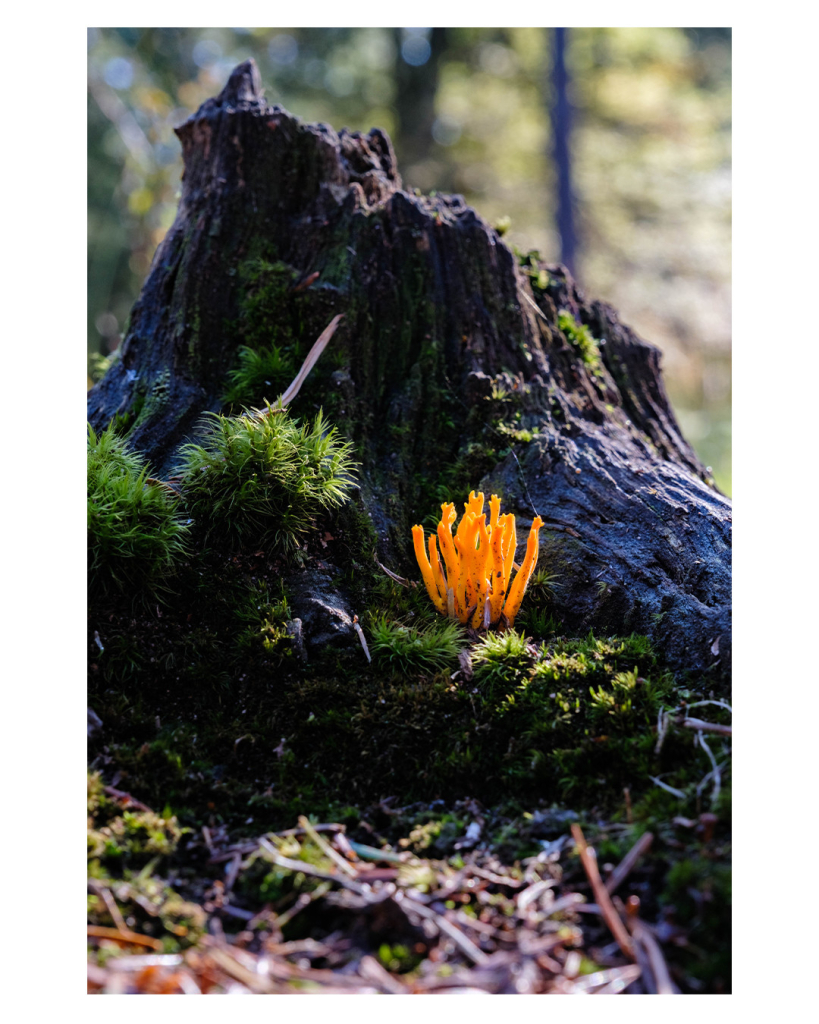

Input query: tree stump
[87,59,731,683]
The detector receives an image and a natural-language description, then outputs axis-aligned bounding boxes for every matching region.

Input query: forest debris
[375,557,414,587]
[352,615,372,663]
[87,925,163,950]
[516,878,557,912]
[400,891,489,965]
[88,810,685,995]
[605,831,654,895]
[257,838,367,895]
[624,898,676,994]
[297,815,359,878]
[570,824,633,960]
[102,785,152,812]
[648,776,687,799]
[277,314,343,409]
[677,716,732,736]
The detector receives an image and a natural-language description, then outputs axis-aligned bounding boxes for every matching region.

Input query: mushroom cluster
[412,492,543,629]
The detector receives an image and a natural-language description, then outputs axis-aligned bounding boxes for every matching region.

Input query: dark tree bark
[88,60,731,683]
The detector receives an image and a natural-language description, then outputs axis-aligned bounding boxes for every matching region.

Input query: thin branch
[257,838,367,895]
[628,918,676,994]
[605,831,654,896]
[297,815,359,878]
[352,616,372,664]
[655,707,670,755]
[374,556,414,588]
[277,314,344,409]
[648,775,687,799]
[696,732,722,805]
[676,716,732,736]
[400,892,489,965]
[570,824,634,960]
[87,925,163,951]
[520,289,549,323]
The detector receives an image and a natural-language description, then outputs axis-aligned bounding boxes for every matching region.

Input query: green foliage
[223,344,296,406]
[222,258,302,407]
[88,350,114,384]
[661,856,731,990]
[178,407,357,553]
[369,615,465,674]
[471,628,533,695]
[557,310,602,369]
[87,772,185,866]
[517,606,562,639]
[87,425,190,602]
[236,580,293,656]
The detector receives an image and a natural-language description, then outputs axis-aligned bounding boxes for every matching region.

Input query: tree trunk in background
[550,27,577,278]
[87,61,731,683]
[392,27,447,174]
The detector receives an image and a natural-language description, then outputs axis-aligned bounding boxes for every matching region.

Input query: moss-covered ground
[88,483,731,992]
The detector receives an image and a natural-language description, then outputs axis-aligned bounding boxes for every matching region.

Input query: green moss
[223,343,297,407]
[557,310,602,371]
[660,855,731,991]
[472,629,534,697]
[368,614,465,674]
[87,424,190,603]
[178,407,357,554]
[131,369,172,432]
[87,772,186,867]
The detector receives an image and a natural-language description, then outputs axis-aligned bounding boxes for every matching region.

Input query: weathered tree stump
[87,60,731,683]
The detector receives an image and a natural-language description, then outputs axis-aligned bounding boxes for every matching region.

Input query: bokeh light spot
[192,40,222,69]
[269,34,298,67]
[401,30,431,67]
[103,57,134,90]
[432,116,462,147]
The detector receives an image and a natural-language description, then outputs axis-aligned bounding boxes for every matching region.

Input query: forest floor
[87,500,731,995]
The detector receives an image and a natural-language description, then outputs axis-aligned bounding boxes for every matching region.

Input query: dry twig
[605,831,654,895]
[570,824,634,960]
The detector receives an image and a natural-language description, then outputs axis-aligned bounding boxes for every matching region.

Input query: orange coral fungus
[411,492,543,629]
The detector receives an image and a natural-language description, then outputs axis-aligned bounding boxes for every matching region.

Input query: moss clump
[87,772,186,867]
[178,407,357,553]
[235,579,294,657]
[237,257,299,349]
[557,310,602,370]
[87,425,190,603]
[369,615,465,674]
[223,343,297,407]
[472,629,534,697]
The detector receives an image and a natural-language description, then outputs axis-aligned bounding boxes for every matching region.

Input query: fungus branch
[412,491,543,629]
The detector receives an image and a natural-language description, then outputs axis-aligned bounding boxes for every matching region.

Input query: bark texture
[87,60,731,682]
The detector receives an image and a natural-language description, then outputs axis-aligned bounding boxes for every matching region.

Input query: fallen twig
[276,314,344,410]
[257,837,367,895]
[298,815,359,878]
[605,831,654,896]
[103,785,152,812]
[87,925,163,951]
[352,615,372,664]
[574,964,642,994]
[648,775,687,799]
[516,878,557,912]
[676,716,732,736]
[521,289,550,323]
[627,913,676,994]
[375,556,414,588]
[696,731,723,805]
[570,824,634,960]
[401,891,489,965]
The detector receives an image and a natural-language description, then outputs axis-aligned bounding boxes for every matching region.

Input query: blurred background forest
[87,26,731,493]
